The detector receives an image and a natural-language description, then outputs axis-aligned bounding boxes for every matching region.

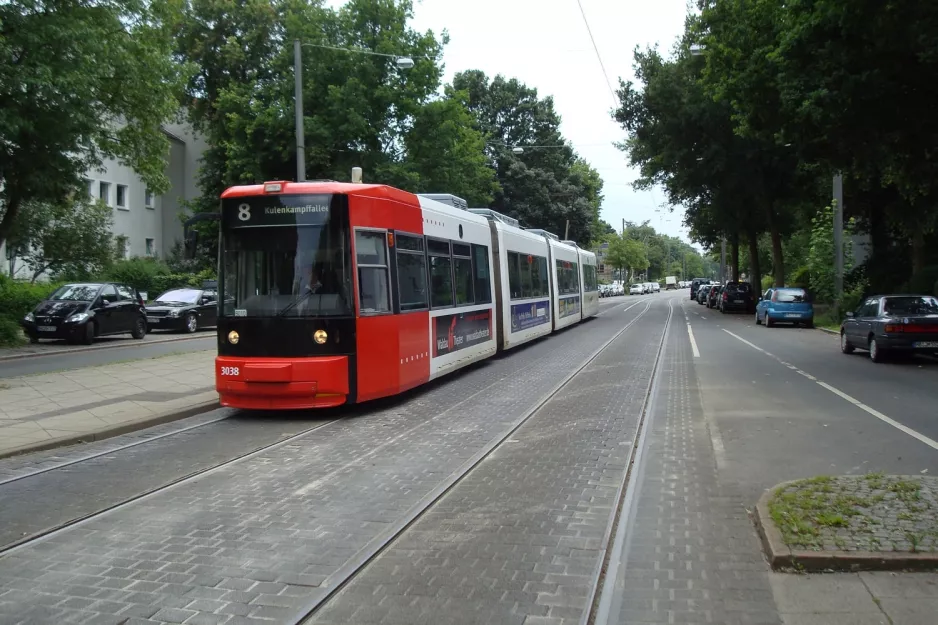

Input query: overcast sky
[331,0,692,243]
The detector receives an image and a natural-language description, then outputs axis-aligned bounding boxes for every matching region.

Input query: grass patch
[814,311,841,331]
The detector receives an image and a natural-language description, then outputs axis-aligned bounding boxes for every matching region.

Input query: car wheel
[80,321,94,345]
[869,337,886,363]
[755,311,761,325]
[131,317,146,339]
[840,331,854,354]
[184,313,198,333]
[765,316,774,328]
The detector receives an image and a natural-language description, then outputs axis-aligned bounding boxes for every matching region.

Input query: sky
[332,0,693,244]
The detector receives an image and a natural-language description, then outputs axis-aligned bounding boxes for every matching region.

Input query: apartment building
[2,119,208,277]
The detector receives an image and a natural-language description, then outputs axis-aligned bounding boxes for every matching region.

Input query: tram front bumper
[215,356,350,410]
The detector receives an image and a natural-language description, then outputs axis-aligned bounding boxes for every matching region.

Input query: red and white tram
[207,180,598,410]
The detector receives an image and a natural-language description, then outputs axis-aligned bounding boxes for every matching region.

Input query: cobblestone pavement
[768,475,938,553]
[0,301,646,625]
[308,298,672,625]
[602,305,784,625]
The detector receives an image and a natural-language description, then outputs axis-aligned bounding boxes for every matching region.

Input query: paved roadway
[0,292,936,625]
[0,332,216,378]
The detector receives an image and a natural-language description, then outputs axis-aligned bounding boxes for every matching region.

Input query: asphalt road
[0,333,216,378]
[683,295,938,497]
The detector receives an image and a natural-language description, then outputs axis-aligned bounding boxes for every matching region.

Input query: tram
[199,179,599,410]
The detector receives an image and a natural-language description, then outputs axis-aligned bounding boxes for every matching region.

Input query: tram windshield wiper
[276,292,312,317]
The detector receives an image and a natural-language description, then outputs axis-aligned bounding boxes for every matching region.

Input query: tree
[0,0,187,251]
[451,70,605,244]
[605,234,649,283]
[7,196,114,282]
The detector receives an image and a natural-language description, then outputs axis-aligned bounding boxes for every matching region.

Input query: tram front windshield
[220,197,352,318]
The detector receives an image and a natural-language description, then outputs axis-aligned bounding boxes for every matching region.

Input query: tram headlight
[228,330,240,344]
[313,329,328,345]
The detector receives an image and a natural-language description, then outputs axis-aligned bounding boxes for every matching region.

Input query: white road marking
[687,324,700,358]
[722,328,938,452]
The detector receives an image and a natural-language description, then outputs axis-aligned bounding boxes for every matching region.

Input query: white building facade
[2,119,208,277]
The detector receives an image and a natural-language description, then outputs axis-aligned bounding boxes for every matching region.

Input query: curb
[815,327,839,336]
[0,399,220,461]
[754,481,938,572]
[0,333,213,362]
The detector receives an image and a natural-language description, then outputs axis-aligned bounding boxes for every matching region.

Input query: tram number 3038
[220,366,240,376]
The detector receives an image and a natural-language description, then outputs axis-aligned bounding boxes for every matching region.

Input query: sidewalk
[0,350,218,458]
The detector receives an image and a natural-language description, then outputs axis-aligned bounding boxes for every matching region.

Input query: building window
[355,230,390,314]
[145,188,154,208]
[99,182,110,205]
[145,238,155,257]
[116,185,128,210]
[396,234,428,311]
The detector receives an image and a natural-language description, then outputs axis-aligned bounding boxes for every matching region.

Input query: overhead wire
[574,0,619,108]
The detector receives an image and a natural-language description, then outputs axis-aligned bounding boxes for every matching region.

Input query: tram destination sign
[222,194,333,228]
[433,309,492,357]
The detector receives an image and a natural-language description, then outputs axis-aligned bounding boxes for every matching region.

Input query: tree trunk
[765,204,785,286]
[731,232,740,282]
[0,194,22,253]
[748,228,762,293]
[911,229,926,276]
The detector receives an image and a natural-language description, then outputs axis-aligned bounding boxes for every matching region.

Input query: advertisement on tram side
[559,295,581,318]
[510,300,550,333]
[433,309,493,357]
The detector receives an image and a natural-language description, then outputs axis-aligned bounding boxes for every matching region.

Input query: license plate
[147,317,160,323]
[38,325,56,332]
[914,341,938,348]
[734,300,743,304]
[785,313,801,318]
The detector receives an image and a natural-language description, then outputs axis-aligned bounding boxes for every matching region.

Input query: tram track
[286,297,666,625]
[0,298,635,560]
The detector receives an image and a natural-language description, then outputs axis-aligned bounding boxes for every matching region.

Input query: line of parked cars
[691,278,814,327]
[20,281,220,345]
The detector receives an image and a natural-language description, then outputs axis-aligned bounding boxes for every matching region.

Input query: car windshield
[882,296,938,316]
[154,289,201,305]
[726,282,752,293]
[776,289,807,303]
[49,284,100,302]
[220,194,352,318]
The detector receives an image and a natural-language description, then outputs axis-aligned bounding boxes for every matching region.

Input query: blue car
[755,287,814,328]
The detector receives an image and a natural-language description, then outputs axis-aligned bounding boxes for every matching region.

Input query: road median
[756,474,938,572]
[0,350,219,459]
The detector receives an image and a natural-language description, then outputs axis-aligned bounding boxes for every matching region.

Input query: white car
[652,282,661,292]
[629,284,643,295]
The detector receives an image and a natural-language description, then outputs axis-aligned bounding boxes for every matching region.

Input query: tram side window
[427,238,453,308]
[584,265,598,292]
[556,260,579,295]
[507,251,549,300]
[396,234,428,311]
[472,244,492,304]
[453,243,474,305]
[355,230,390,313]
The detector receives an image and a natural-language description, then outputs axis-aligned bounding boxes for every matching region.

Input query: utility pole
[833,174,844,319]
[564,220,570,240]
[720,237,726,282]
[294,39,305,182]
[621,218,625,237]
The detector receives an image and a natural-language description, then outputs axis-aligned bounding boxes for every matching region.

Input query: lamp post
[293,40,415,182]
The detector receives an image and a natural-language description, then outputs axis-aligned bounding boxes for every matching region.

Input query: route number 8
[238,203,251,221]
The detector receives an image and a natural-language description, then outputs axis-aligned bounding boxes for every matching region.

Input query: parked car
[840,294,938,362]
[690,278,710,300]
[696,284,711,305]
[651,282,661,293]
[629,283,643,295]
[21,282,147,345]
[719,281,755,314]
[707,284,722,308]
[755,287,814,328]
[145,285,219,333]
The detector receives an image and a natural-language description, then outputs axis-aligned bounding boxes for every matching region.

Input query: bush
[0,274,63,347]
[104,257,171,294]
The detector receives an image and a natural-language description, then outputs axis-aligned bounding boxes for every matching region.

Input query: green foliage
[906,266,938,295]
[6,196,114,283]
[807,203,854,305]
[0,0,189,250]
[0,274,64,347]
[103,257,216,298]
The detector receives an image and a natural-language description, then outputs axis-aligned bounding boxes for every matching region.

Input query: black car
[840,294,938,362]
[145,286,218,333]
[719,281,755,313]
[690,278,710,300]
[696,284,711,305]
[22,282,147,345]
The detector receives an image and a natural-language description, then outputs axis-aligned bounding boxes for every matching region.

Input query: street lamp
[512,147,525,155]
[293,40,416,182]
